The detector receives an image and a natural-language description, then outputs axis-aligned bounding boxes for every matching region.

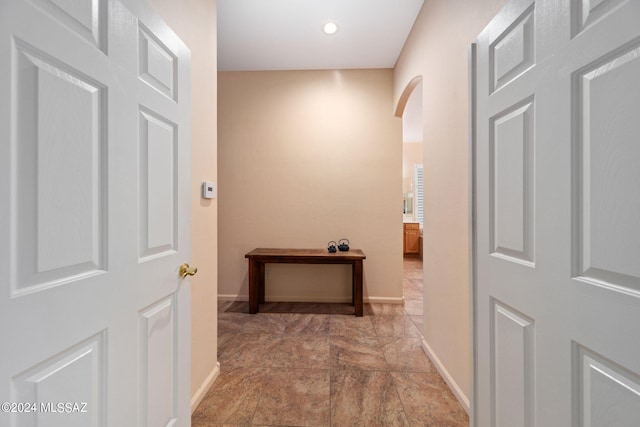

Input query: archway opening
[396,76,424,324]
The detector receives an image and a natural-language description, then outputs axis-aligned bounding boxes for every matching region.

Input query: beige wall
[394,0,506,407]
[218,70,403,303]
[146,0,219,408]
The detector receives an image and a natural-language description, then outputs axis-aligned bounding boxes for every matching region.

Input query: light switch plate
[202,181,216,199]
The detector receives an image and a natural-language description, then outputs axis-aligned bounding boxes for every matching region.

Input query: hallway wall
[393,0,507,408]
[218,69,403,304]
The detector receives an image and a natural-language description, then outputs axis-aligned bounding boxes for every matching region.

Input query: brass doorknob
[179,263,198,278]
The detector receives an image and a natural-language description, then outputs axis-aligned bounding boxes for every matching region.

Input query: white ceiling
[217,0,425,71]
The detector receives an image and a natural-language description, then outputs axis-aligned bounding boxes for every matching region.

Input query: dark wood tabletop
[245,248,366,262]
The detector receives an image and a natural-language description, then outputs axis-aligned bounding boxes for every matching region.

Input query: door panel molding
[490,3,536,94]
[572,342,640,427]
[489,96,536,267]
[11,331,107,427]
[139,295,178,427]
[572,43,640,294]
[490,299,535,427]
[10,37,108,296]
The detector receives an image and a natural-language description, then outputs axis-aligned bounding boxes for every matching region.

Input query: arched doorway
[396,76,424,328]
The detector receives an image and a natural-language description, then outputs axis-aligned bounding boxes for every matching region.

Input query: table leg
[248,259,259,314]
[353,260,363,317]
[351,263,355,306]
[258,262,266,304]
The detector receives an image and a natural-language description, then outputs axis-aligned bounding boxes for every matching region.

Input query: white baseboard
[421,338,470,414]
[365,296,403,304]
[190,362,220,413]
[217,295,403,304]
[218,294,247,301]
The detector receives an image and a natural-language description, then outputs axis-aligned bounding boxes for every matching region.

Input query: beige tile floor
[192,257,468,426]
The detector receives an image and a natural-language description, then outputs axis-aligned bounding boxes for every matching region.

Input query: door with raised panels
[473,0,640,425]
[0,0,192,425]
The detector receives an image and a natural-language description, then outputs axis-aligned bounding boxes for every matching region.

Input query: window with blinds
[415,164,424,226]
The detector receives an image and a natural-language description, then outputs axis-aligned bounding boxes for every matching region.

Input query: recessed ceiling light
[322,21,339,35]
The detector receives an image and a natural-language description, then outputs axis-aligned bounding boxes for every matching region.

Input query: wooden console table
[244,248,366,316]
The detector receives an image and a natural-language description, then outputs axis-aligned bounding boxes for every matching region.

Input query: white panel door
[473,0,640,426]
[0,0,192,426]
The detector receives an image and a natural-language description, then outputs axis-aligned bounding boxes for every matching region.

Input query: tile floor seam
[247,367,270,427]
[389,373,412,427]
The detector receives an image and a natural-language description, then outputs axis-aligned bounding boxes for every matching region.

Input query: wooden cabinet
[403,222,420,256]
